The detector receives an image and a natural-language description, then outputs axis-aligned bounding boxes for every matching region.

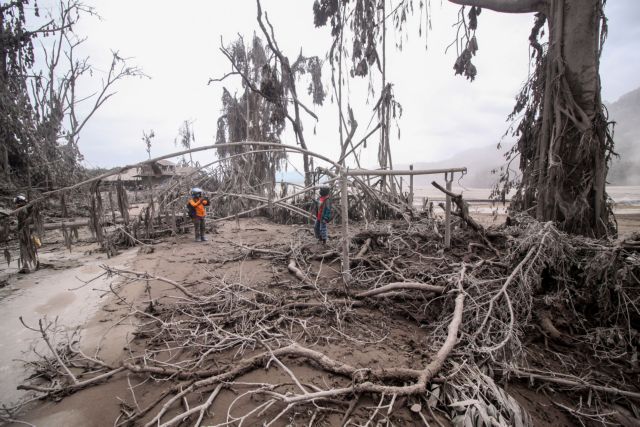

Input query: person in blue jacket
[313,186,332,244]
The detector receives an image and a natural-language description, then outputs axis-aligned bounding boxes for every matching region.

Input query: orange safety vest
[188,198,208,217]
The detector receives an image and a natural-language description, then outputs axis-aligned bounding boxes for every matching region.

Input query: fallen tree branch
[263,271,465,402]
[431,181,483,233]
[158,383,223,427]
[6,141,341,218]
[354,238,372,259]
[509,367,640,401]
[18,367,125,394]
[224,238,289,257]
[287,258,312,286]
[354,282,445,298]
[19,317,78,385]
[102,266,201,300]
[473,223,553,352]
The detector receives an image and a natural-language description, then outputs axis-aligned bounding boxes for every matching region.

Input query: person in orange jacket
[187,188,210,242]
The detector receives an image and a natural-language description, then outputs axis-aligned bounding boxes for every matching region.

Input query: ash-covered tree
[1,0,43,190]
[211,0,325,188]
[175,120,195,166]
[451,0,614,237]
[313,0,413,192]
[213,36,287,192]
[0,0,143,193]
[316,0,614,237]
[141,129,155,159]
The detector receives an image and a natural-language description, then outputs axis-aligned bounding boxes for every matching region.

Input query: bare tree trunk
[379,1,388,192]
[337,1,345,166]
[256,0,312,187]
[534,0,609,236]
[451,0,611,237]
[291,91,312,187]
[1,144,10,186]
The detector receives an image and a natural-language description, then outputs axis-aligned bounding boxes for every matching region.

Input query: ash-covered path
[0,247,136,408]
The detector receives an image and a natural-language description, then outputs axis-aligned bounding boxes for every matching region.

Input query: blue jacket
[315,196,332,223]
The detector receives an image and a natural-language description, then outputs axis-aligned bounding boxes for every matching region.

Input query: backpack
[187,202,197,219]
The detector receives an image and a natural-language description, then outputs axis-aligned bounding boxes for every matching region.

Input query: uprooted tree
[449,0,614,237]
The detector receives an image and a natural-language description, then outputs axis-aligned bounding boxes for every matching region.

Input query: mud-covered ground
[413,185,640,238]
[0,193,638,426]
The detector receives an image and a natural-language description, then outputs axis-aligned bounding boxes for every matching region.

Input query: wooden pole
[409,164,414,207]
[340,171,350,285]
[108,188,117,225]
[445,173,452,249]
[346,167,466,176]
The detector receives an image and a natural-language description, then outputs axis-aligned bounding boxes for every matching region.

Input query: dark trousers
[193,217,205,239]
[314,219,327,241]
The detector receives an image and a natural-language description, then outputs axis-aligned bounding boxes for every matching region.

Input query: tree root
[354,282,445,298]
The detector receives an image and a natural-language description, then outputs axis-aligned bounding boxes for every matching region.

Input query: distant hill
[607,87,640,185]
[397,86,640,188]
[397,144,508,188]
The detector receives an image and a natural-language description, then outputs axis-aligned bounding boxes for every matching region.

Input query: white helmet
[190,187,203,197]
[14,195,27,205]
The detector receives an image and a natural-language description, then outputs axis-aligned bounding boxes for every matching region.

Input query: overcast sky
[33,0,640,170]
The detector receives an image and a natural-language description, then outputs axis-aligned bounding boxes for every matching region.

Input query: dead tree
[211,0,325,188]
[0,0,144,191]
[175,120,195,166]
[214,36,287,197]
[313,0,413,188]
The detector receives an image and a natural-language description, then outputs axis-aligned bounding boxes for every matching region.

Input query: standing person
[187,188,210,242]
[313,186,332,244]
[14,195,39,273]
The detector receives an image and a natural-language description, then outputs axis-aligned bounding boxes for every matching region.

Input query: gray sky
[35,0,640,170]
